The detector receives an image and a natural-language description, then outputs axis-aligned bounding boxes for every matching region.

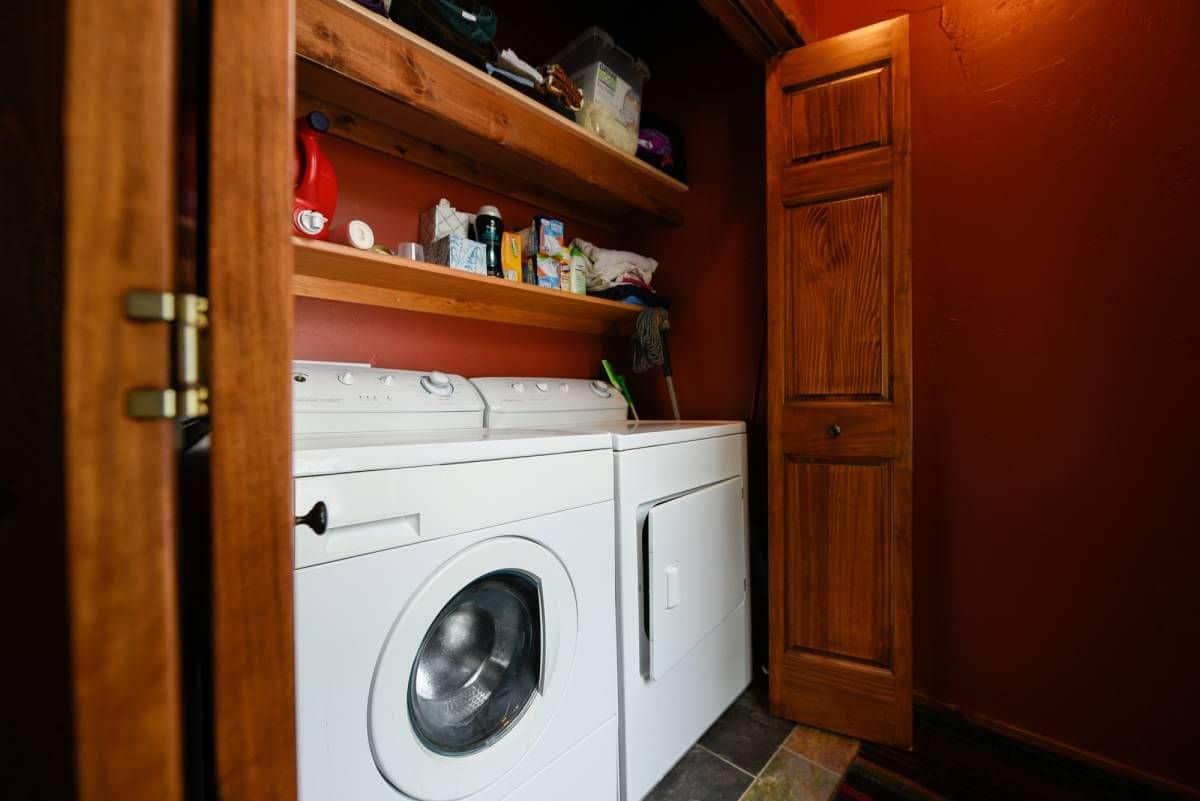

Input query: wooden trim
[63,1,184,800]
[696,0,814,63]
[206,1,297,799]
[696,0,777,63]
[913,695,1200,800]
[293,238,640,334]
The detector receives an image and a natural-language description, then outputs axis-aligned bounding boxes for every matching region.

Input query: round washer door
[368,537,578,801]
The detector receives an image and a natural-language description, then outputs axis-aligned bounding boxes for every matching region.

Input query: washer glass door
[369,536,577,801]
[409,571,541,755]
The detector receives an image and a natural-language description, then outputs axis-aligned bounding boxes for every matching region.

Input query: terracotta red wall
[806,1,1200,788]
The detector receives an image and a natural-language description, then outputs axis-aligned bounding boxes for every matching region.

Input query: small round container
[331,219,375,250]
[396,242,425,262]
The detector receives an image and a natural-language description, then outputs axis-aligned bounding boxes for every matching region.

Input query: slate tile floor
[646,689,859,801]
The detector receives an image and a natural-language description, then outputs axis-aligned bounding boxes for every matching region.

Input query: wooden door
[765,16,913,747]
[61,1,185,799]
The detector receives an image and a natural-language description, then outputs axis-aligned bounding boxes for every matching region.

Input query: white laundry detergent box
[419,198,471,246]
[428,234,487,275]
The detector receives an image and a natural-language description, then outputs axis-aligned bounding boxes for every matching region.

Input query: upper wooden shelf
[293,237,640,334]
[295,0,688,228]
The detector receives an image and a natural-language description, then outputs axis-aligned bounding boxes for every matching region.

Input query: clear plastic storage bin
[551,27,650,155]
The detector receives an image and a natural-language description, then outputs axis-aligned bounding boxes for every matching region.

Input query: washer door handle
[295,501,328,535]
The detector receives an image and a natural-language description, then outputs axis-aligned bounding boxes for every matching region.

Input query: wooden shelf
[293,238,640,334]
[295,0,687,229]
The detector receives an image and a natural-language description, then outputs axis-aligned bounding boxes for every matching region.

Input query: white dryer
[291,361,619,801]
[470,377,752,801]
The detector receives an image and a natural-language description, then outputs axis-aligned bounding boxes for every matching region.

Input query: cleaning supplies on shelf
[567,244,589,295]
[293,111,338,240]
[500,232,522,281]
[472,204,505,278]
[518,216,565,258]
[531,253,567,290]
[519,216,569,290]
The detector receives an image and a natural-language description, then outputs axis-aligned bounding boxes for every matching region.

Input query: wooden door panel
[781,403,897,458]
[787,69,889,162]
[777,651,901,742]
[785,460,891,665]
[767,15,912,747]
[785,194,888,399]
[783,148,893,204]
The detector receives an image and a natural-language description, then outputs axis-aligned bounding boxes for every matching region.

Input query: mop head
[632,308,669,374]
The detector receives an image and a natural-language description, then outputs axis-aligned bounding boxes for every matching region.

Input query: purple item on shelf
[637,128,674,172]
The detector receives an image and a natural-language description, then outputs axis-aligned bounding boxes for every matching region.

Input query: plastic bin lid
[551,25,650,82]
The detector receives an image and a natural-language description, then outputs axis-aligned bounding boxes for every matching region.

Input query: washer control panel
[294,361,483,419]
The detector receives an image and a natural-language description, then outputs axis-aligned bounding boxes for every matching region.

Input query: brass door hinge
[125,290,210,419]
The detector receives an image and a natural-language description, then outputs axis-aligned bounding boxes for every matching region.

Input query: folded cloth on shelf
[571,239,658,291]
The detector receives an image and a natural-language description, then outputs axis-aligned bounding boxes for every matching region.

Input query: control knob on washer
[420,371,454,396]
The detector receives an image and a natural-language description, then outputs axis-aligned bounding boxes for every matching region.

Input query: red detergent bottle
[293,111,338,239]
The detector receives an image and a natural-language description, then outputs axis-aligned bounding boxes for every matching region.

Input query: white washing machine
[291,361,620,801]
[470,377,752,801]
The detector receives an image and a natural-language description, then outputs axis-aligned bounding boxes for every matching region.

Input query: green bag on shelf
[388,0,499,68]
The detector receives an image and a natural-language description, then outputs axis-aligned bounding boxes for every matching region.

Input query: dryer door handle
[295,501,328,535]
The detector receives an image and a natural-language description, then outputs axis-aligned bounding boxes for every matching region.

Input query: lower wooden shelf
[293,238,640,335]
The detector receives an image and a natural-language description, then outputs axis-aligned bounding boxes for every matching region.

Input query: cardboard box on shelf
[501,232,522,282]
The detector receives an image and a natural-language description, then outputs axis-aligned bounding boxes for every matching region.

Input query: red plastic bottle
[293,111,338,239]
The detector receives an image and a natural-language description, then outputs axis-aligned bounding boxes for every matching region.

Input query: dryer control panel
[471,376,628,428]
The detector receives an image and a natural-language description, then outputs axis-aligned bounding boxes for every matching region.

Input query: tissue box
[428,234,487,274]
[419,199,471,246]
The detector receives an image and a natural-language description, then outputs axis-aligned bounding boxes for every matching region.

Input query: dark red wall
[295,4,765,419]
[805,0,1200,789]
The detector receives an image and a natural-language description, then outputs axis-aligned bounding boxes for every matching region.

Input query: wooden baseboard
[913,694,1200,800]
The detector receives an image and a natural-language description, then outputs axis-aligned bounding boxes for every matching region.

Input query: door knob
[827,424,842,439]
[295,501,328,535]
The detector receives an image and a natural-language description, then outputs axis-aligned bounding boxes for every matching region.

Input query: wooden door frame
[205,1,297,799]
[696,0,815,62]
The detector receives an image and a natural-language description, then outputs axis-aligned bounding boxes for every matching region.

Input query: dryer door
[369,537,578,801]
[646,477,747,680]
